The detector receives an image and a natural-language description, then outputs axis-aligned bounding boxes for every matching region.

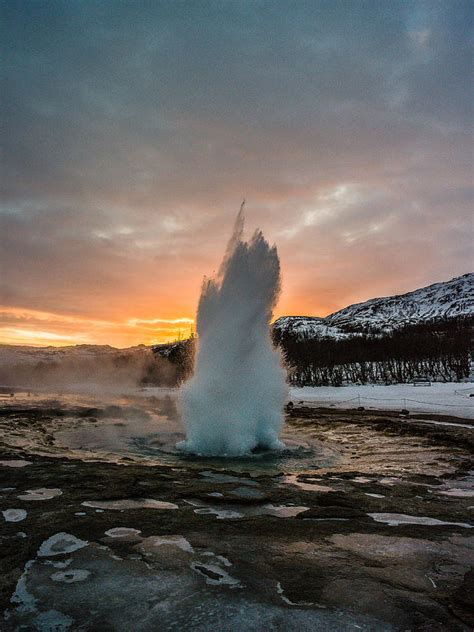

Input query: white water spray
[178,208,288,456]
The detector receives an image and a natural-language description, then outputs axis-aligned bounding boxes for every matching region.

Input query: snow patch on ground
[291,383,474,419]
[18,488,62,501]
[104,528,142,539]
[3,509,27,522]
[189,499,309,520]
[141,535,194,553]
[368,513,473,528]
[38,533,89,557]
[0,460,31,468]
[82,499,178,510]
[280,474,334,493]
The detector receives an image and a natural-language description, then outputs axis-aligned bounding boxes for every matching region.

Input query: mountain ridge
[274,273,473,340]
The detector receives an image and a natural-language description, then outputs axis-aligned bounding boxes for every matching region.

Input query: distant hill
[274,273,473,340]
[0,343,176,389]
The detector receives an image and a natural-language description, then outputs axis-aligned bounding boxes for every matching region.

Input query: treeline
[272,316,473,386]
[150,338,195,385]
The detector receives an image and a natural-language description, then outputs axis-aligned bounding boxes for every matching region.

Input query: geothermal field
[1,218,473,631]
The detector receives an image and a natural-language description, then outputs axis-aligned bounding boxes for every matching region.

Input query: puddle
[368,513,473,528]
[82,499,178,510]
[38,533,89,557]
[280,474,334,492]
[378,477,401,486]
[263,504,309,518]
[434,471,474,498]
[189,499,309,519]
[104,528,142,539]
[1,392,340,474]
[365,493,385,499]
[195,507,244,519]
[18,488,62,501]
[0,460,31,468]
[438,489,474,498]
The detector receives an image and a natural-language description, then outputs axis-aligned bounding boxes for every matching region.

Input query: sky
[1,0,473,347]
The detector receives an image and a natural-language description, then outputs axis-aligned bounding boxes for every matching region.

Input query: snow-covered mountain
[274,273,473,340]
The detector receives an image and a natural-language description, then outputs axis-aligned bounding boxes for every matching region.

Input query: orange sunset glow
[2,3,472,349]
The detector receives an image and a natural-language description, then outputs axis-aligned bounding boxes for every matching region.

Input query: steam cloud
[0,345,176,393]
[178,209,288,456]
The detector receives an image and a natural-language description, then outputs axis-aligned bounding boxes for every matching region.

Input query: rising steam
[178,208,288,456]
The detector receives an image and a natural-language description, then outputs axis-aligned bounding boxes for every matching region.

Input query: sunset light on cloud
[2,1,473,348]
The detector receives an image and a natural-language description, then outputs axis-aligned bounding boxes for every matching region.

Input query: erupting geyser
[178,208,288,456]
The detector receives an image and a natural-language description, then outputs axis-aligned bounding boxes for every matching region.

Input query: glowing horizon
[2,3,472,348]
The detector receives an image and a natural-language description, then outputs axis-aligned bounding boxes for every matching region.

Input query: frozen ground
[1,392,473,630]
[290,382,474,419]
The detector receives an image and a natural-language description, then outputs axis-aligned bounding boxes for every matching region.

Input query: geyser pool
[178,209,288,456]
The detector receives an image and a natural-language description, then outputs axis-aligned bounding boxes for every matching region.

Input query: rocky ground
[0,399,473,631]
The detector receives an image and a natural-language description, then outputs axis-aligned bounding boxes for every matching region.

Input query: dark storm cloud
[1,0,473,341]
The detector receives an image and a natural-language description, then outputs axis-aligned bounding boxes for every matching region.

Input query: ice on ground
[434,470,474,498]
[44,560,72,569]
[280,474,334,493]
[263,504,309,518]
[18,488,62,501]
[33,609,74,630]
[378,477,401,486]
[82,499,178,510]
[104,528,142,539]
[5,539,390,632]
[368,513,473,528]
[438,489,474,498]
[0,459,31,467]
[199,471,260,486]
[195,507,244,519]
[50,570,91,583]
[9,560,37,615]
[3,508,27,522]
[139,535,194,553]
[190,500,308,519]
[38,533,89,557]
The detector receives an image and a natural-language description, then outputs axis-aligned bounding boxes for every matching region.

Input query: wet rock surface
[0,396,473,630]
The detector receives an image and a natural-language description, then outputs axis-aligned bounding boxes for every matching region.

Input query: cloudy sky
[1,1,473,346]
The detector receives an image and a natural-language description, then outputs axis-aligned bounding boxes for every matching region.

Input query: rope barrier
[291,395,474,410]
